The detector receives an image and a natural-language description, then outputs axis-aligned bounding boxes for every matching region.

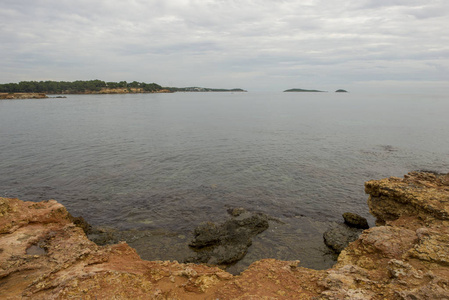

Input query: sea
[1,92,448,273]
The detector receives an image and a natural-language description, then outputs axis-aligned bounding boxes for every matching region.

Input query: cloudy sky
[1,0,448,92]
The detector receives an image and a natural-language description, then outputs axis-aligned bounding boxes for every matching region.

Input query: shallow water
[1,92,448,271]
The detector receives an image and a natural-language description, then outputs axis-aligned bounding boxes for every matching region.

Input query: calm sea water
[1,92,448,271]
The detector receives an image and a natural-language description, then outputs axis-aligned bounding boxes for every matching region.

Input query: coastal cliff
[1,171,448,299]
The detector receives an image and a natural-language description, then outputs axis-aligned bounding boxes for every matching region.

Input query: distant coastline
[168,87,246,92]
[0,80,247,96]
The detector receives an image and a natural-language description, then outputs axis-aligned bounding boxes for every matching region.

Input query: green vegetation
[335,89,348,93]
[283,88,326,92]
[0,80,163,94]
[0,80,247,94]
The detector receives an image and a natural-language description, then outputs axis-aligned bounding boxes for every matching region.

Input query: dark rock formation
[342,212,369,229]
[68,214,92,234]
[323,212,368,253]
[323,224,362,254]
[186,209,269,265]
[335,89,348,92]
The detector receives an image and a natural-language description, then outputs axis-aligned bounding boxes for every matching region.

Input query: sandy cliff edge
[1,171,449,299]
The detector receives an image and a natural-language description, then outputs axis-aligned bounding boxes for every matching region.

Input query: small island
[335,89,348,93]
[283,88,326,92]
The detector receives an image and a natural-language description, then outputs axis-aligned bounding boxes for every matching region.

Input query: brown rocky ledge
[0,93,48,99]
[1,171,449,299]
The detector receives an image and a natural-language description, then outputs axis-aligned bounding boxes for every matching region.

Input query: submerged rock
[186,209,269,265]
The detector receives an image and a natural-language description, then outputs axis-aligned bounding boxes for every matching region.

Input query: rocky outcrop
[329,171,449,299]
[1,171,449,299]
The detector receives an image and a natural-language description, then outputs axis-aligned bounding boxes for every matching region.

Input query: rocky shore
[0,93,48,99]
[1,171,449,299]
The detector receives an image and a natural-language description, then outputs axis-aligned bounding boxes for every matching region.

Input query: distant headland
[0,80,247,98]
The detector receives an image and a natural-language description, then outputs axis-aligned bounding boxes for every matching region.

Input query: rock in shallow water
[342,212,369,229]
[323,224,363,254]
[186,209,269,265]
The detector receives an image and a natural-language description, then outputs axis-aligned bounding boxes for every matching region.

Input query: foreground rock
[1,171,449,298]
[186,209,269,265]
[0,197,324,299]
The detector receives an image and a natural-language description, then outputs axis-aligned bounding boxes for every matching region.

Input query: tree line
[0,80,163,93]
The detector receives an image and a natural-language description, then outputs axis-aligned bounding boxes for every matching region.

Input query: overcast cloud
[1,0,448,92]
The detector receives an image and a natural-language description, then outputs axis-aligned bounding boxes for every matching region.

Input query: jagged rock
[365,171,449,225]
[186,211,269,265]
[342,212,369,229]
[323,224,362,254]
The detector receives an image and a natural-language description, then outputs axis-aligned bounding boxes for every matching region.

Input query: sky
[1,0,448,93]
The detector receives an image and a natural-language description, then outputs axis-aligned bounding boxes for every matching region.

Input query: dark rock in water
[88,227,117,245]
[323,224,363,254]
[342,212,369,229]
[68,214,92,234]
[186,210,269,265]
[335,89,348,93]
[189,222,222,248]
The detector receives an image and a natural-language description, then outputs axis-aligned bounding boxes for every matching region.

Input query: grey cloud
[1,0,448,92]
